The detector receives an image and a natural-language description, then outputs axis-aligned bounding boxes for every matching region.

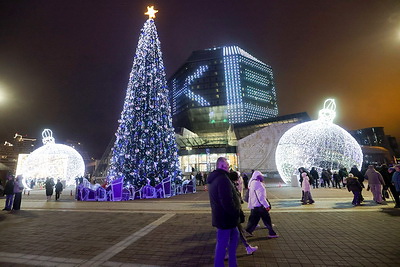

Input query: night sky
[1,1,399,158]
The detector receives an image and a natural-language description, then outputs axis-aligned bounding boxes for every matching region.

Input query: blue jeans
[352,191,361,205]
[5,194,14,210]
[215,227,239,267]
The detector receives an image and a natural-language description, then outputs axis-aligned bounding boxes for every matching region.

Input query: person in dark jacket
[12,175,23,210]
[45,178,55,201]
[3,176,15,211]
[207,157,241,267]
[338,167,348,188]
[310,167,319,189]
[242,173,249,189]
[350,165,365,202]
[55,179,63,201]
[346,173,363,206]
[321,169,331,188]
[390,165,400,208]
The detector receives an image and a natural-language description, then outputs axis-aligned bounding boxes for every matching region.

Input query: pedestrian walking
[346,173,363,206]
[350,165,365,202]
[301,172,314,205]
[12,175,24,211]
[310,167,319,189]
[333,171,341,189]
[207,157,241,267]
[391,165,400,208]
[45,178,55,201]
[321,169,331,188]
[2,176,14,211]
[339,167,348,188]
[245,171,278,239]
[379,164,392,201]
[229,171,258,256]
[55,179,63,201]
[365,165,385,204]
[243,173,249,189]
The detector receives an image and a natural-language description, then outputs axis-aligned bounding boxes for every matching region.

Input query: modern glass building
[168,46,278,135]
[167,46,279,173]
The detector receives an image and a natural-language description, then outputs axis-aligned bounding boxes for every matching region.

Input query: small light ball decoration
[21,129,85,187]
[275,99,363,183]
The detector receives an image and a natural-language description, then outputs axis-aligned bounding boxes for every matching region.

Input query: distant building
[168,45,278,135]
[0,133,37,174]
[350,127,399,165]
[167,45,279,174]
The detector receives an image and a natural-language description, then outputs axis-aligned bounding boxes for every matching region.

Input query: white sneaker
[246,245,258,255]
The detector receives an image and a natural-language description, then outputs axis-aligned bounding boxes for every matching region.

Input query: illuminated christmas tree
[108,6,181,189]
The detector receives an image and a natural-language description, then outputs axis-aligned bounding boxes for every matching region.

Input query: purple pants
[370,184,383,203]
[214,227,239,267]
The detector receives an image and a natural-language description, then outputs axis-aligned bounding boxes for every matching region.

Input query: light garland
[108,7,181,189]
[275,99,363,184]
[21,129,85,187]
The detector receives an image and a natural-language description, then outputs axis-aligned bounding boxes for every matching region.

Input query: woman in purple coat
[365,165,385,204]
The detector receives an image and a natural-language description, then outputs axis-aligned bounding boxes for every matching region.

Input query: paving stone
[1,186,400,266]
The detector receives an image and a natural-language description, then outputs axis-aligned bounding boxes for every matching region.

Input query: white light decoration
[275,99,363,184]
[21,129,85,187]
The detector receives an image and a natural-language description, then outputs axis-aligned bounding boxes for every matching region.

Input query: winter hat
[251,171,263,181]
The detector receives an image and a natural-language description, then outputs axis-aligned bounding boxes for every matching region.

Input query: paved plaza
[0,182,399,267]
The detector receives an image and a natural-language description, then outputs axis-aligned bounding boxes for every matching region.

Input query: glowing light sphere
[275,99,363,184]
[22,129,85,187]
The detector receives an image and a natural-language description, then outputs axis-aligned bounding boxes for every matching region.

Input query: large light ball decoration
[21,129,85,187]
[275,99,363,184]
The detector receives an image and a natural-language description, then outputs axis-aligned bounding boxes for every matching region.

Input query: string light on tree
[21,129,85,187]
[275,99,363,184]
[108,7,181,189]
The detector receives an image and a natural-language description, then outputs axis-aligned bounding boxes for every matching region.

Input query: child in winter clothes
[346,173,363,206]
[301,172,314,205]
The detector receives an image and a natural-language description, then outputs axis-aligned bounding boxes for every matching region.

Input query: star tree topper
[145,6,158,19]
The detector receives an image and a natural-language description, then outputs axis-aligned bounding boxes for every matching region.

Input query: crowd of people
[207,158,279,267]
[1,175,65,212]
[297,164,400,208]
[207,159,400,266]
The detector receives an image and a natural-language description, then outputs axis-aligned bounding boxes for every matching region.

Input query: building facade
[0,134,37,174]
[350,127,399,165]
[168,45,278,136]
[167,46,279,173]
